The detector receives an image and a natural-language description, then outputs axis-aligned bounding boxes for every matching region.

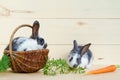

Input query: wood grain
[0,19,120,44]
[0,0,120,18]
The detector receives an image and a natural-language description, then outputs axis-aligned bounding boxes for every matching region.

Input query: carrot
[87,65,116,74]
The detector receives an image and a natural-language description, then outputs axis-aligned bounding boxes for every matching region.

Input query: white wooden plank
[0,19,120,44]
[0,45,6,58]
[0,0,120,18]
[0,44,120,65]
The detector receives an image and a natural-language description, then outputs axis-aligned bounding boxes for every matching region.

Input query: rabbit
[67,40,93,69]
[5,20,47,51]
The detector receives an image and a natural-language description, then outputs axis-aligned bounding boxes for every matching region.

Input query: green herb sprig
[42,58,85,76]
[0,54,10,72]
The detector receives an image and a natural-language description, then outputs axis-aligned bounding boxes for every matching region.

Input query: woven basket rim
[4,49,49,54]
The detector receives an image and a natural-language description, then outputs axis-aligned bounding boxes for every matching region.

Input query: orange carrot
[87,65,116,74]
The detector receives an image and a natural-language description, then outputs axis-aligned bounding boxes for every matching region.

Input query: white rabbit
[5,21,47,51]
[67,40,93,68]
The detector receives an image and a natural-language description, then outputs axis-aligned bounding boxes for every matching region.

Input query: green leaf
[0,54,11,72]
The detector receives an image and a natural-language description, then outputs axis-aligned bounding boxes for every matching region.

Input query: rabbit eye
[69,57,73,62]
[37,38,44,45]
[40,38,44,45]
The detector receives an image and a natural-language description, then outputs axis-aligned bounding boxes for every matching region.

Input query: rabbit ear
[73,40,78,50]
[31,20,40,39]
[80,43,91,56]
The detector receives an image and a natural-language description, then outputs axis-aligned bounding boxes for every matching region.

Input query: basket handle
[9,24,32,72]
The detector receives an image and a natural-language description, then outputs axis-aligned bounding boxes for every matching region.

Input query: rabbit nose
[73,64,78,68]
[43,44,47,48]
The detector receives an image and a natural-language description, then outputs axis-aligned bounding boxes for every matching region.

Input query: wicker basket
[4,24,49,73]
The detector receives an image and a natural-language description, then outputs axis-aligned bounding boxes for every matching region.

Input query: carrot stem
[116,65,120,68]
[87,65,116,74]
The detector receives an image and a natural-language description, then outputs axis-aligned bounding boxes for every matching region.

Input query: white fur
[67,52,93,68]
[79,52,92,68]
[67,53,79,68]
[15,37,45,51]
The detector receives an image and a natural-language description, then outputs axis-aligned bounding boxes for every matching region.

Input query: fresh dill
[42,58,85,76]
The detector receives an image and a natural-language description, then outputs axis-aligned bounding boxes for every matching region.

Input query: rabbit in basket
[5,21,47,51]
[67,40,93,69]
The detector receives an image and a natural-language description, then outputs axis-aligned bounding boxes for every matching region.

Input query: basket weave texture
[4,24,49,73]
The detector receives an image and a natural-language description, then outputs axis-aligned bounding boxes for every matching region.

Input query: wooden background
[0,0,120,65]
